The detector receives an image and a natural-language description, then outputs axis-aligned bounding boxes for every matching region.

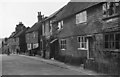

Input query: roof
[9,32,17,38]
[14,28,28,37]
[26,21,42,33]
[54,2,101,22]
[45,6,65,21]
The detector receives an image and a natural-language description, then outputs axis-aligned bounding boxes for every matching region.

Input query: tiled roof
[14,28,28,37]
[9,32,17,38]
[55,2,101,22]
[45,6,65,20]
[26,21,42,33]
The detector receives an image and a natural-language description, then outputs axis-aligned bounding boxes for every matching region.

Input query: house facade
[25,12,43,56]
[1,38,8,54]
[41,7,64,59]
[14,23,28,54]
[7,32,16,54]
[52,2,120,74]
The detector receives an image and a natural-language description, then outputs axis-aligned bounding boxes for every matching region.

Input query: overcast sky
[0,0,70,38]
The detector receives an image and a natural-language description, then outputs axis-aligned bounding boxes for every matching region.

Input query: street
[2,54,89,75]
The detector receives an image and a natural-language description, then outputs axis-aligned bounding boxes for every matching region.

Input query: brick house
[1,38,8,54]
[7,32,16,54]
[25,12,43,56]
[41,7,65,59]
[7,22,27,54]
[52,1,120,74]
[14,24,28,54]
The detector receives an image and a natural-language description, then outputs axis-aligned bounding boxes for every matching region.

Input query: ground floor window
[77,36,88,50]
[104,33,120,49]
[60,39,66,50]
[27,44,31,50]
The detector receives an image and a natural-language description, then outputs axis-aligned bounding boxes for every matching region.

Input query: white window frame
[27,44,31,50]
[76,11,87,24]
[58,20,63,30]
[50,20,52,34]
[77,36,88,50]
[60,39,66,50]
[33,43,39,49]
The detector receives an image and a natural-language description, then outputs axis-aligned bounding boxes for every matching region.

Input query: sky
[0,0,70,38]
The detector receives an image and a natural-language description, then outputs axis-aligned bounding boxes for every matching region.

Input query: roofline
[54,2,103,23]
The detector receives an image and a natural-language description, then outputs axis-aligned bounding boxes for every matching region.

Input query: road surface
[2,54,90,75]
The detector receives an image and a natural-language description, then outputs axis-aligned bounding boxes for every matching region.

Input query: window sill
[76,22,87,25]
[61,49,66,50]
[103,49,120,53]
[78,48,88,50]
[58,28,63,31]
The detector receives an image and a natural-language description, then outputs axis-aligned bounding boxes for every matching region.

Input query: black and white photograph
[0,0,120,77]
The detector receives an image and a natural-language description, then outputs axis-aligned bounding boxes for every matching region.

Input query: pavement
[18,54,106,76]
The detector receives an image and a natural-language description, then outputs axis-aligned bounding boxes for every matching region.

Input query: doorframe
[86,36,94,60]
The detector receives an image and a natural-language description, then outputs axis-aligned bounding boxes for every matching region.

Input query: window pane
[78,37,80,42]
[105,42,109,48]
[76,11,87,24]
[85,37,87,42]
[105,35,109,42]
[109,34,114,42]
[115,33,120,49]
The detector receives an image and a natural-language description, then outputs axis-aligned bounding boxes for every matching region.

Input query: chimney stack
[38,12,43,22]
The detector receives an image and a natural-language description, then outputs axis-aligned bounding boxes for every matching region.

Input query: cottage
[1,38,8,54]
[41,7,65,59]
[7,32,16,54]
[25,12,43,56]
[14,23,28,54]
[52,1,120,74]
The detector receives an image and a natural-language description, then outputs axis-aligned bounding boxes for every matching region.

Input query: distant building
[14,22,28,54]
[25,12,43,56]
[1,38,8,54]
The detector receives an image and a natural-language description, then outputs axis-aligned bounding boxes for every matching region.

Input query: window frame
[102,2,119,17]
[77,36,88,50]
[60,39,66,50]
[104,33,120,49]
[76,11,87,24]
[58,20,63,30]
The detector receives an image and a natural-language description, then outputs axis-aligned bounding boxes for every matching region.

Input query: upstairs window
[58,20,63,30]
[76,11,87,24]
[50,20,52,33]
[103,2,119,17]
[104,33,120,49]
[77,36,88,50]
[60,39,66,50]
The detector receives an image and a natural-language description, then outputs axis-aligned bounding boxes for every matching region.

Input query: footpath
[17,54,109,76]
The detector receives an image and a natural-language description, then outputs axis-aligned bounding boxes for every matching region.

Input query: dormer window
[103,2,119,17]
[58,20,63,30]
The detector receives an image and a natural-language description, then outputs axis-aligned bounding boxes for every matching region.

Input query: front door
[87,37,94,59]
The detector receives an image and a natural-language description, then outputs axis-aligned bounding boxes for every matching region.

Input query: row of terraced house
[2,1,120,75]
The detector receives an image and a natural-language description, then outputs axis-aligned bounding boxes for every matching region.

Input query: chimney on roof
[38,12,43,22]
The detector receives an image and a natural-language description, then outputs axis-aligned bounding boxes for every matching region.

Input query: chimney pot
[38,12,41,16]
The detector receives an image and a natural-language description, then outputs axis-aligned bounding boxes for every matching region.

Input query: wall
[56,3,104,65]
